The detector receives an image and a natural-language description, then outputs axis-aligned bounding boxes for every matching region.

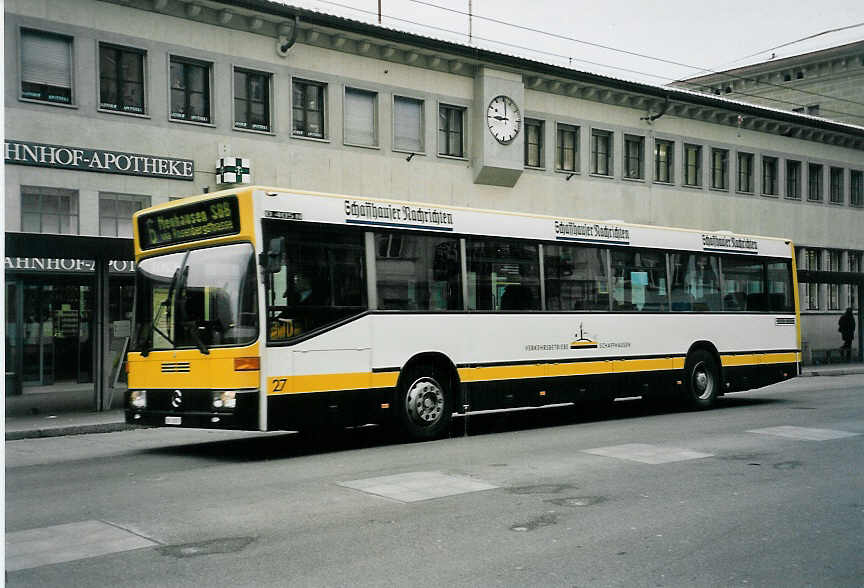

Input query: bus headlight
[212,390,237,409]
[130,390,147,409]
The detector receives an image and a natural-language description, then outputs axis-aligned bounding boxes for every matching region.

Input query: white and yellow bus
[127,186,800,439]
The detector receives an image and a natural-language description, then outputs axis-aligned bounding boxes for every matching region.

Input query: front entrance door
[19,281,94,387]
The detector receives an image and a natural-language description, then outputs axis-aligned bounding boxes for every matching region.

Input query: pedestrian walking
[838,307,856,362]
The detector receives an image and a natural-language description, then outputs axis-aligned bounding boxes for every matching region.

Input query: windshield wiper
[177,265,210,355]
[140,252,189,357]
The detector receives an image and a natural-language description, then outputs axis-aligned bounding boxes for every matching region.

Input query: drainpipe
[277,16,299,57]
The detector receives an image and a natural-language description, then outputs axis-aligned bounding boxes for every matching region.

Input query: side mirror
[260,237,285,273]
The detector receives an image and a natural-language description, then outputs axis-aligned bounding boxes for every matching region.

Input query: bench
[810,348,845,365]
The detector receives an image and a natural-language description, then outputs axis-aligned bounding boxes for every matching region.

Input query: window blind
[22,30,72,88]
[345,88,376,146]
[394,96,423,152]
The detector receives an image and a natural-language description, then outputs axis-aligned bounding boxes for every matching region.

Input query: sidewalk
[5,385,134,441]
[5,364,864,440]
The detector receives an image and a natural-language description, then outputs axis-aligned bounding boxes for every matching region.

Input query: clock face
[486,95,521,144]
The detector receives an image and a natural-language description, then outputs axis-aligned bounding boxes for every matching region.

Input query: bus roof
[145,186,793,259]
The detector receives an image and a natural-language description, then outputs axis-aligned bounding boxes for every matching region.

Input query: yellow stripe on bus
[267,352,796,395]
[460,357,686,383]
[720,352,797,367]
[268,371,399,395]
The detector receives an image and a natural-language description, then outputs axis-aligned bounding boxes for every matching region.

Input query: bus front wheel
[683,349,719,410]
[397,364,452,440]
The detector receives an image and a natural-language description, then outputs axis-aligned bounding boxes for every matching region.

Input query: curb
[800,369,864,377]
[5,422,145,441]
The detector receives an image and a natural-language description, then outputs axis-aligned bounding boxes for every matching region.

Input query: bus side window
[722,257,766,311]
[466,238,540,311]
[670,253,721,312]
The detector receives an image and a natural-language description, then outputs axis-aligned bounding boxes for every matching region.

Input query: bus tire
[683,349,719,410]
[397,364,452,440]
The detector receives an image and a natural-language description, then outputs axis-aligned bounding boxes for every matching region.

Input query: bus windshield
[132,243,258,354]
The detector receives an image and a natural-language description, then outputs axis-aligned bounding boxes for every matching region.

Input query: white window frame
[97,41,148,118]
[19,27,76,107]
[232,65,275,134]
[167,54,214,126]
[291,77,329,141]
[555,121,580,174]
[343,86,379,148]
[437,102,468,159]
[590,128,613,177]
[99,192,151,238]
[392,94,425,154]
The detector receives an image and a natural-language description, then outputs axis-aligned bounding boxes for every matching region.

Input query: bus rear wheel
[683,349,719,410]
[397,364,452,440]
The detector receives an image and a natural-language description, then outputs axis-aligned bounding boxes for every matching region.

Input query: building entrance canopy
[5,232,134,260]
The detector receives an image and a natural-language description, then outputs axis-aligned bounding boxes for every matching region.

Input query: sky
[276,0,864,87]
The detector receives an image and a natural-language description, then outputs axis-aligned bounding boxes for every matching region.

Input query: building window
[170,57,211,123]
[99,44,145,114]
[786,160,802,199]
[524,118,543,168]
[233,68,271,132]
[99,193,150,237]
[591,129,612,176]
[624,135,644,179]
[21,187,78,234]
[711,148,729,190]
[737,152,754,192]
[684,144,701,187]
[828,250,841,310]
[830,167,844,204]
[292,79,326,139]
[394,96,424,153]
[762,156,778,196]
[852,170,863,207]
[344,87,377,147]
[438,104,465,157]
[20,29,73,104]
[556,123,579,172]
[807,249,820,310]
[808,163,823,201]
[654,139,673,183]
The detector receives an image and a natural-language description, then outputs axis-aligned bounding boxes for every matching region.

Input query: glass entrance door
[22,284,55,386]
[19,281,94,387]
[6,281,22,395]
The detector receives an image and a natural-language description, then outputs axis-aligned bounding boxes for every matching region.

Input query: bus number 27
[271,378,288,393]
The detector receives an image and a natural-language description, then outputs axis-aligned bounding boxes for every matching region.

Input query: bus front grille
[161,362,191,373]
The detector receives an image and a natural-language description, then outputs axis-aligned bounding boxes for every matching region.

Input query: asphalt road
[5,375,864,587]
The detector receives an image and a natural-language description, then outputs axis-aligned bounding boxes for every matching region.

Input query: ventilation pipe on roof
[277,16,299,58]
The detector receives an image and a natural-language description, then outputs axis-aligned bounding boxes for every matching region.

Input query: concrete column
[819,249,827,311]
[841,250,850,310]
[94,258,111,411]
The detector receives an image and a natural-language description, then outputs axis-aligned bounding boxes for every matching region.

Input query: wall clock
[486,95,521,144]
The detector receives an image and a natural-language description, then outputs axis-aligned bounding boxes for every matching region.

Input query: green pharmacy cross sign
[216,157,251,184]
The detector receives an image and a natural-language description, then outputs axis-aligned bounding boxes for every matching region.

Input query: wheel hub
[405,378,444,426]
[693,362,714,400]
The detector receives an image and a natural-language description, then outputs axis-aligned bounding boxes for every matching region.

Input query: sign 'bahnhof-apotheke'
[5,140,194,181]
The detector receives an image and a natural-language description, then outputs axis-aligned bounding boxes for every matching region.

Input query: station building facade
[5,0,864,407]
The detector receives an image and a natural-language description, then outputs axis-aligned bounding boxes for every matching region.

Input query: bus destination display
[138,196,241,250]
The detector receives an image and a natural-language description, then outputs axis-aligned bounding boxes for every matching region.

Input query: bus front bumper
[125,388,259,430]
